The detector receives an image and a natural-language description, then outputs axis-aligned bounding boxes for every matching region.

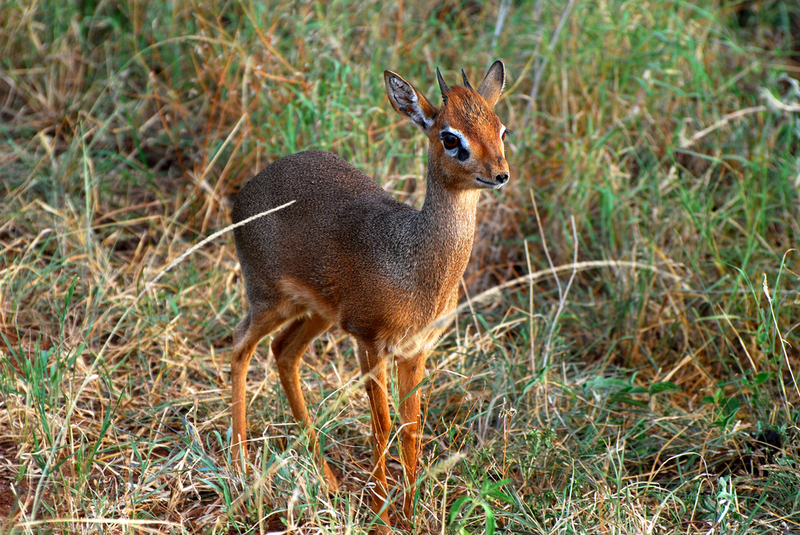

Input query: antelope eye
[441,132,459,150]
[501,128,511,141]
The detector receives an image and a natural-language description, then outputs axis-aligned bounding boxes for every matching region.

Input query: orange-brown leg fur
[271,313,337,489]
[231,307,287,467]
[397,351,426,521]
[358,340,392,530]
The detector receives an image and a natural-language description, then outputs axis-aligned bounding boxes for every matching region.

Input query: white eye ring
[440,128,468,156]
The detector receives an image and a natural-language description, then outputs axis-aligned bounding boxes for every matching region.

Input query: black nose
[495,173,509,184]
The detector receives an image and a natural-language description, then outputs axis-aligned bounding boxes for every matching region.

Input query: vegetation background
[1,0,799,533]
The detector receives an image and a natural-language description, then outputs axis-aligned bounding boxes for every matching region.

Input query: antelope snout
[487,154,509,187]
[476,172,509,189]
[477,161,509,189]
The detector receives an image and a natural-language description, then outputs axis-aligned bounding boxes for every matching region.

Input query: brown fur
[230,61,509,530]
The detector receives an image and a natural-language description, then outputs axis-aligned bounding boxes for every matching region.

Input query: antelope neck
[414,169,481,278]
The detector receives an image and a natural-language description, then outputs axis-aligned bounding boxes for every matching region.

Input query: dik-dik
[231,61,509,528]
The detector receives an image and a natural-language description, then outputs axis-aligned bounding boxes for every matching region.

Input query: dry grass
[1,0,800,533]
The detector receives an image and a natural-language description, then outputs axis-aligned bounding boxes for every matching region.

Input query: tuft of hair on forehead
[440,85,499,130]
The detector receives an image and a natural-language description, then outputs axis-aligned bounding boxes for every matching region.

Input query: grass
[1,0,799,533]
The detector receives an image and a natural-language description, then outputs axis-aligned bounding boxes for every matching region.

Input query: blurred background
[1,0,799,532]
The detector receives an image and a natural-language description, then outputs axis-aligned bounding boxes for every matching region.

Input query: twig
[488,0,512,69]
[679,106,765,150]
[680,86,800,150]
[396,259,682,356]
[763,270,800,403]
[542,215,578,368]
[530,189,562,367]
[144,200,295,292]
[523,0,577,129]
[524,239,536,373]
[28,201,295,521]
[440,258,680,328]
[759,86,800,113]
[531,191,561,302]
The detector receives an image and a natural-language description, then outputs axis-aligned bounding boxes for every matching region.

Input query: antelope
[230,61,509,528]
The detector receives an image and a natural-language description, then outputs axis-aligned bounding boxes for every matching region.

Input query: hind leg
[231,306,286,465]
[271,313,336,489]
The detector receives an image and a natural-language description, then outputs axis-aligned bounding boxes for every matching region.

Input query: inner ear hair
[385,71,437,130]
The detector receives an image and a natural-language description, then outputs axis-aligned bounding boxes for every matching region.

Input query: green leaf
[64,274,78,310]
[449,496,471,525]
[484,478,514,504]
[480,502,496,535]
[650,381,681,395]
[754,372,771,385]
[723,397,740,416]
[610,396,649,408]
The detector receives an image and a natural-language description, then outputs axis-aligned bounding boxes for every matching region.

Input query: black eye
[501,128,511,141]
[441,132,460,150]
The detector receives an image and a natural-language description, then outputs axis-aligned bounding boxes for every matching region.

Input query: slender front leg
[396,351,426,521]
[357,340,391,530]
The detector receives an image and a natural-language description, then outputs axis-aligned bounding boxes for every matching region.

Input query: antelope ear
[384,71,438,133]
[477,60,506,108]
